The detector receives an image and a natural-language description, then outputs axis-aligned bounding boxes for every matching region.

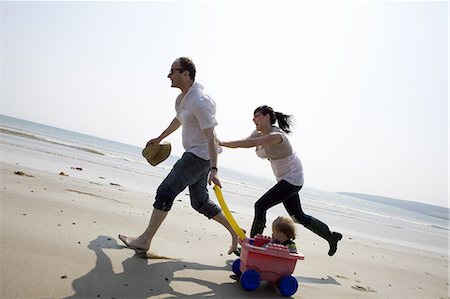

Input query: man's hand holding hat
[142,140,171,166]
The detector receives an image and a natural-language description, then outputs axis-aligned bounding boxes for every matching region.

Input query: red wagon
[232,234,305,297]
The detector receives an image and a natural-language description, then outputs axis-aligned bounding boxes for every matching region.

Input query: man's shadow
[65,236,240,298]
[65,236,340,298]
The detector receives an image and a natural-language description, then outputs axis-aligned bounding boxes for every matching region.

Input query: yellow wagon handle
[213,185,247,241]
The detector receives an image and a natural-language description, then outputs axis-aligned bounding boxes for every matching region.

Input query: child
[229,216,299,282]
[268,216,297,253]
[233,217,297,257]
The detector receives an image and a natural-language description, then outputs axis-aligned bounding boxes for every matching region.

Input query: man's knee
[154,185,176,212]
[191,200,221,219]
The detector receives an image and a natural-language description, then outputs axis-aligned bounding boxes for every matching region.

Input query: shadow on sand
[65,236,338,298]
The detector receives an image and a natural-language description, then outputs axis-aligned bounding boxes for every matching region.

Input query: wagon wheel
[278,275,298,297]
[240,269,261,291]
[232,259,241,276]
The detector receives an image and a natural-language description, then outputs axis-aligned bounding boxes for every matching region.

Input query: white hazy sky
[2,1,448,207]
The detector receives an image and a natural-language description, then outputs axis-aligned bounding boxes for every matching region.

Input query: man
[119,57,238,255]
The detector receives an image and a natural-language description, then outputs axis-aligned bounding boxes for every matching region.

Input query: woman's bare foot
[118,234,149,252]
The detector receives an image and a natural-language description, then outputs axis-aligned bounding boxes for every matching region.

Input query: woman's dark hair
[254,105,294,134]
[177,57,196,81]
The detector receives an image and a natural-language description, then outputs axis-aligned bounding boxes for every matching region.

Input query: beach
[1,115,449,298]
[1,161,448,299]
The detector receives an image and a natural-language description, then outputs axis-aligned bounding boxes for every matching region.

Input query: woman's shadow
[65,236,237,298]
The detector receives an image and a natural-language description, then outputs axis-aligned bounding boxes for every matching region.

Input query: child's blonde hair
[273,216,296,240]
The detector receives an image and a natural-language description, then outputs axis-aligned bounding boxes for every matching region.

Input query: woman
[219,105,342,256]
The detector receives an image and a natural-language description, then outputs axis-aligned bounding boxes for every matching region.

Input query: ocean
[1,114,448,256]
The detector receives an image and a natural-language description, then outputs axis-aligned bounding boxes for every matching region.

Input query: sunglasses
[169,68,185,75]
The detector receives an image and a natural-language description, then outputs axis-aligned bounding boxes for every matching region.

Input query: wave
[0,127,104,156]
[303,196,448,230]
[338,192,449,220]
[3,123,446,237]
[303,204,449,239]
[2,116,448,255]
[430,225,450,231]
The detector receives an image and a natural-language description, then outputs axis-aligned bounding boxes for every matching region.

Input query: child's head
[272,216,296,242]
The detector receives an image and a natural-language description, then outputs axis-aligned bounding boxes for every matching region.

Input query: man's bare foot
[118,234,149,252]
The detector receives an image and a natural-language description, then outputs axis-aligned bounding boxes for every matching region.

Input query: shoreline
[2,134,447,258]
[1,161,449,298]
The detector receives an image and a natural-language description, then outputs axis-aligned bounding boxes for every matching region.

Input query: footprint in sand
[14,171,34,177]
[134,252,178,260]
[351,285,376,293]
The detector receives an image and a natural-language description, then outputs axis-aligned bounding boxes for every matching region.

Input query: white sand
[1,161,448,298]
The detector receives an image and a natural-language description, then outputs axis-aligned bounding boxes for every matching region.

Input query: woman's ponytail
[254,105,295,134]
[275,111,294,134]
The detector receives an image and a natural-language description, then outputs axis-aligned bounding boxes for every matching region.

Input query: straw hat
[142,141,171,166]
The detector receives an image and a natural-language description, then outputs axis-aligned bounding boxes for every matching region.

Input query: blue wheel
[278,275,298,297]
[240,269,260,291]
[232,259,241,276]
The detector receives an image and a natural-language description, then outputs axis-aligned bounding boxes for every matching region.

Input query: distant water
[1,114,449,256]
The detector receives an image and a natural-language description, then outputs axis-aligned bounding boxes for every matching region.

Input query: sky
[1,0,448,208]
